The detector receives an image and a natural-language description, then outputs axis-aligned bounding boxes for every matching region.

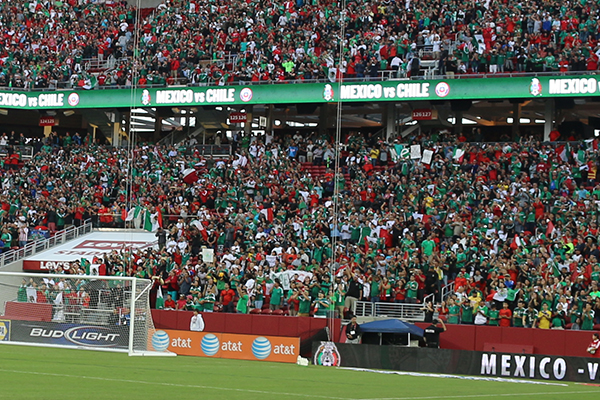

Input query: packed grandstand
[1,123,599,330]
[2,0,600,89]
[0,0,599,332]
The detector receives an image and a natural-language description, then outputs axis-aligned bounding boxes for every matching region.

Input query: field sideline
[0,344,599,400]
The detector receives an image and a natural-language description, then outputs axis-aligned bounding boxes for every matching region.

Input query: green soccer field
[0,344,599,400]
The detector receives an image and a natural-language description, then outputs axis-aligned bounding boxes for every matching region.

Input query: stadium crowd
[3,124,600,328]
[3,0,600,89]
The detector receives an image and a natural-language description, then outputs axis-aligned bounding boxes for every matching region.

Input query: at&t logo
[201,333,220,356]
[151,330,170,351]
[252,337,272,359]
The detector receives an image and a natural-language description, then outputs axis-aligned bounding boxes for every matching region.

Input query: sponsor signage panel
[151,329,299,363]
[0,320,10,341]
[0,76,599,110]
[312,342,600,383]
[8,320,129,349]
[23,232,157,272]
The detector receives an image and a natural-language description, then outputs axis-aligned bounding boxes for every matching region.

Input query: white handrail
[0,219,93,269]
[353,300,425,321]
[441,281,455,301]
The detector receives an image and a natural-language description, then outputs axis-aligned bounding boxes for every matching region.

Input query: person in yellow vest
[536,303,552,329]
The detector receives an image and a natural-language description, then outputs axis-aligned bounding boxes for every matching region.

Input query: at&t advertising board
[150,330,299,363]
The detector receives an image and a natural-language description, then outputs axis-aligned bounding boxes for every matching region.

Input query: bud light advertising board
[9,321,129,349]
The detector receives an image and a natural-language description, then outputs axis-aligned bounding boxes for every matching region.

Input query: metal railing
[353,300,425,321]
[0,219,93,269]
[190,144,232,158]
[1,69,597,92]
[0,145,34,160]
[441,281,455,301]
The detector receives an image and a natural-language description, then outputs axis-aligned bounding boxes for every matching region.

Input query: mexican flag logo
[529,78,542,96]
[313,341,341,366]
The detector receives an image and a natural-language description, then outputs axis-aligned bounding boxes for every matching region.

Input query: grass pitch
[0,344,599,400]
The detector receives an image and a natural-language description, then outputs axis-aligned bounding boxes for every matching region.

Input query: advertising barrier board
[6,320,129,349]
[312,342,600,383]
[151,329,299,363]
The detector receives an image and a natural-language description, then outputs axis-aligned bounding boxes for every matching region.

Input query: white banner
[410,144,421,159]
[421,149,434,164]
[202,248,215,263]
[270,270,313,290]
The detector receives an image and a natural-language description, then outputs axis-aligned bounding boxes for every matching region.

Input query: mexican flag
[125,206,142,221]
[510,234,522,250]
[452,148,465,163]
[182,168,199,184]
[157,208,163,228]
[79,75,98,90]
[143,210,153,232]
[155,286,164,309]
[585,138,598,152]
[551,261,562,277]
[555,144,568,162]
[546,220,555,238]
[190,220,208,241]
[575,149,586,166]
[260,207,274,222]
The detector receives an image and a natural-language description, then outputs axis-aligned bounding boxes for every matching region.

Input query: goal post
[0,272,174,357]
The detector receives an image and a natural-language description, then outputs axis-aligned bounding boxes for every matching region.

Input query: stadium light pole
[327,0,347,340]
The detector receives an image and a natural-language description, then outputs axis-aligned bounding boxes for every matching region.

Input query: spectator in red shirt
[498,302,512,327]
[164,294,176,310]
[220,283,236,313]
[176,294,187,310]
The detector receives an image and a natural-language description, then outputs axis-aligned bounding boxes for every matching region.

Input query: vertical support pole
[128,277,137,356]
[384,103,395,141]
[544,99,554,142]
[244,105,253,136]
[454,111,463,135]
[512,102,521,141]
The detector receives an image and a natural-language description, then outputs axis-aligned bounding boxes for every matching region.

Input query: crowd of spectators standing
[3,124,600,328]
[4,0,600,90]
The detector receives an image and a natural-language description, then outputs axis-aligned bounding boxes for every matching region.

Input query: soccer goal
[0,272,174,357]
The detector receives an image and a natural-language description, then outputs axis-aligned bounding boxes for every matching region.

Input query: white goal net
[0,272,173,356]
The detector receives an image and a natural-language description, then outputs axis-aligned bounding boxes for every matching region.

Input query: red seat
[272,309,284,316]
[249,308,262,314]
[262,309,273,315]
